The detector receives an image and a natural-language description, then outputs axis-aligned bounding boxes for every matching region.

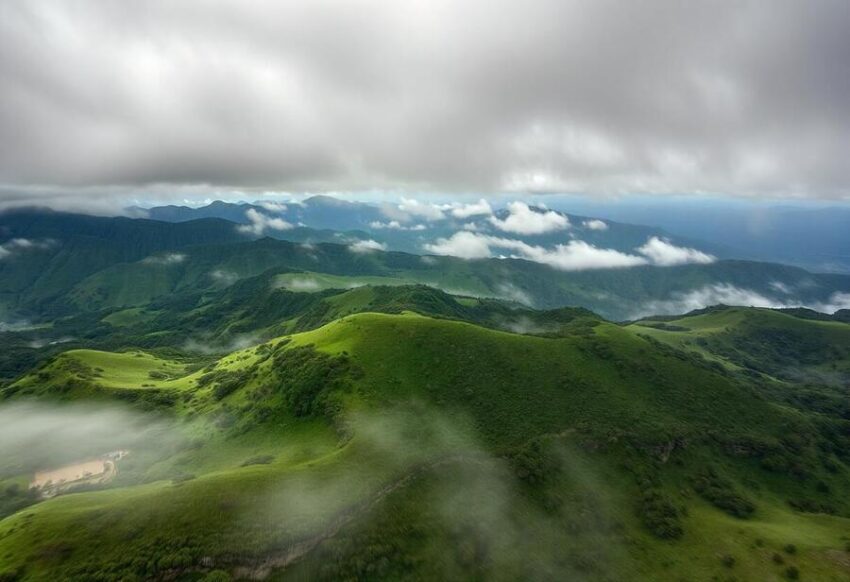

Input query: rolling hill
[1,303,849,580]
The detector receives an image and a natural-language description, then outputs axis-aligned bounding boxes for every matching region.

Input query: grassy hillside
[1,310,849,580]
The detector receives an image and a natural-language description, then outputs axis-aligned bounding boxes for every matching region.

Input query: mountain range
[0,201,849,581]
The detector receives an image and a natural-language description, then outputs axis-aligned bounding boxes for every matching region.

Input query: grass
[0,309,849,580]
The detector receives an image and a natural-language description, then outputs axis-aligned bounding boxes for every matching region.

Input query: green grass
[1,310,849,580]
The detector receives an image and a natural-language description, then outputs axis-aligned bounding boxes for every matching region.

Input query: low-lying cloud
[450,199,493,219]
[141,252,187,265]
[0,402,181,479]
[424,232,714,271]
[582,219,608,231]
[238,208,293,236]
[0,238,54,260]
[369,220,426,231]
[488,202,570,235]
[349,239,388,253]
[633,284,850,318]
[635,237,715,266]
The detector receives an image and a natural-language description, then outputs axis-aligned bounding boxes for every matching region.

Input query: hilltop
[1,306,849,580]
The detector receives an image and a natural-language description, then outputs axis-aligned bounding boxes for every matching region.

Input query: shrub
[721,554,735,568]
[784,544,797,555]
[692,469,755,518]
[772,553,784,564]
[785,565,799,580]
[637,490,683,539]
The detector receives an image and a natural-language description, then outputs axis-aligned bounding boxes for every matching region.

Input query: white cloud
[633,285,850,318]
[424,231,648,270]
[348,239,387,253]
[141,252,186,265]
[635,237,715,266]
[582,219,608,231]
[369,220,426,231]
[814,292,850,313]
[488,201,569,235]
[284,277,322,291]
[450,199,493,219]
[424,231,493,260]
[257,201,287,212]
[237,208,293,236]
[396,198,446,221]
[495,282,533,306]
[210,269,238,285]
[0,238,54,260]
[501,238,648,271]
[769,280,792,294]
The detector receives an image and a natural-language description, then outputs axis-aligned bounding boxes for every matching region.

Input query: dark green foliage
[787,497,836,515]
[785,565,800,579]
[198,369,252,400]
[692,469,755,518]
[784,544,797,555]
[0,485,38,521]
[637,489,683,539]
[271,345,356,417]
[507,438,561,486]
[720,554,735,568]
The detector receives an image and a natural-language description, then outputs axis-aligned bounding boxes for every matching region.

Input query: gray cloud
[1,0,850,208]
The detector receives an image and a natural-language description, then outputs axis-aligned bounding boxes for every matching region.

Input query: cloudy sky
[2,0,849,211]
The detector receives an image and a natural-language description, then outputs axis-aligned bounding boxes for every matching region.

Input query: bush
[692,469,755,518]
[637,490,683,539]
[784,544,797,555]
[721,554,735,568]
[272,345,356,417]
[772,553,784,564]
[785,565,800,580]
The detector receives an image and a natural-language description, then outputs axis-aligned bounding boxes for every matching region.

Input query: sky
[1,0,850,213]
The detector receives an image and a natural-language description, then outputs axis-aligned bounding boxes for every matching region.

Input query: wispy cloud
[349,239,387,253]
[635,237,715,266]
[369,220,426,231]
[488,202,569,235]
[425,232,713,271]
[0,238,54,260]
[450,199,493,219]
[582,219,608,231]
[633,285,850,318]
[141,252,186,265]
[238,208,293,236]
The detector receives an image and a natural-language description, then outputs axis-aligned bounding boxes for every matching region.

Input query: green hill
[1,309,849,580]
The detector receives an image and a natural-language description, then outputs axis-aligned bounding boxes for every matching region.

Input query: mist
[0,401,183,480]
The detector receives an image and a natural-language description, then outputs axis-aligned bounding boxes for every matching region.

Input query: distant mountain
[3,210,849,323]
[0,209,371,317]
[138,196,732,258]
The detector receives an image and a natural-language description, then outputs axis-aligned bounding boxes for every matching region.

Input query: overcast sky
[1,0,849,211]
